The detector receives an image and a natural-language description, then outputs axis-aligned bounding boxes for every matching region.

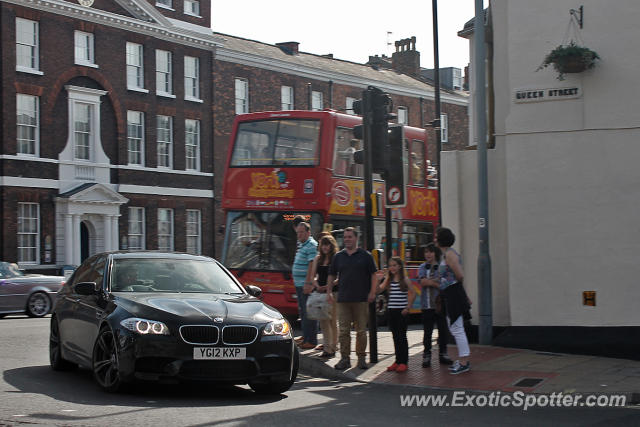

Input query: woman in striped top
[378,256,416,373]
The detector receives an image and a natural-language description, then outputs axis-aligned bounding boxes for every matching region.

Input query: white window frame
[184,56,200,101]
[157,115,173,169]
[311,91,323,111]
[64,85,107,167]
[186,209,201,255]
[157,208,174,251]
[235,78,249,114]
[16,94,39,156]
[452,68,462,90]
[156,0,173,9]
[440,113,448,143]
[126,42,145,91]
[156,50,173,96]
[184,0,200,16]
[397,106,408,125]
[128,207,146,250]
[185,119,200,171]
[127,111,145,166]
[346,97,356,115]
[74,31,96,67]
[281,86,294,110]
[74,103,93,161]
[16,18,40,74]
[17,202,39,264]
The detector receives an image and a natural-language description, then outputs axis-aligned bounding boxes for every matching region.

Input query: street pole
[362,88,378,363]
[432,0,443,227]
[474,0,493,344]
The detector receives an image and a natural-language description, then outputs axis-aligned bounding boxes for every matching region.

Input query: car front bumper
[115,328,295,384]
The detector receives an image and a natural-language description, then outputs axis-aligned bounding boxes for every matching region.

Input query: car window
[86,255,107,289]
[0,262,23,279]
[69,256,98,287]
[111,258,244,294]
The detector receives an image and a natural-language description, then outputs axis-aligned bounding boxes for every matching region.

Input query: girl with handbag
[435,227,472,375]
[378,256,416,373]
[309,234,340,358]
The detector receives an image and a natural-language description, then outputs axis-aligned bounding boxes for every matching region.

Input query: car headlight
[120,318,169,335]
[262,319,291,337]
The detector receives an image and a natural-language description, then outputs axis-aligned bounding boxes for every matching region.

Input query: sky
[210,1,487,71]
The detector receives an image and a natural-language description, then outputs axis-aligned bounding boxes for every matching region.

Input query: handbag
[434,294,443,315]
[306,292,331,320]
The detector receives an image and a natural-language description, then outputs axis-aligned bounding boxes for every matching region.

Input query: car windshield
[0,262,24,279]
[110,258,244,294]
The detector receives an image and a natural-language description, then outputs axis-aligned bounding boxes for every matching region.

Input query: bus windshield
[223,211,323,272]
[230,119,321,167]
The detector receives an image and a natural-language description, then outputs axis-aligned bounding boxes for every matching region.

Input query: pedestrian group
[293,220,472,375]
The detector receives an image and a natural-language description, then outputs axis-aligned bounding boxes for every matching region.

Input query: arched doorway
[81,222,90,262]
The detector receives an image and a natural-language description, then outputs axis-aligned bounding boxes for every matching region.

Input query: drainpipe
[329,80,334,109]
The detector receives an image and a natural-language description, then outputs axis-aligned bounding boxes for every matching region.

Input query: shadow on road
[3,364,287,408]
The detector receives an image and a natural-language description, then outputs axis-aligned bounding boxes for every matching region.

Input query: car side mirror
[245,285,262,298]
[75,282,99,296]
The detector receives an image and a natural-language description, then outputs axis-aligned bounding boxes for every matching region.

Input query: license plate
[193,347,246,360]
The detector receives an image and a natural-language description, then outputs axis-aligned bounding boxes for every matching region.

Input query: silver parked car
[0,262,64,318]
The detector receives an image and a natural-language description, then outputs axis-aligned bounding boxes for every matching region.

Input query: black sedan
[49,252,298,394]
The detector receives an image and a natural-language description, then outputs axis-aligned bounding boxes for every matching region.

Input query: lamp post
[432,0,443,227]
[474,0,493,345]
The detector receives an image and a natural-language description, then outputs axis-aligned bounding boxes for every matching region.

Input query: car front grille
[222,325,258,345]
[180,360,258,380]
[179,325,219,345]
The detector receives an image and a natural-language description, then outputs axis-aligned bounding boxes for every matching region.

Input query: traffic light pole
[361,89,379,363]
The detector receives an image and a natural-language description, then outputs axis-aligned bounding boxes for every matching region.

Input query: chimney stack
[391,36,420,77]
[275,41,299,55]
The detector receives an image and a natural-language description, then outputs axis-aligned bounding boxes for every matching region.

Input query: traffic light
[384,125,407,207]
[351,87,395,173]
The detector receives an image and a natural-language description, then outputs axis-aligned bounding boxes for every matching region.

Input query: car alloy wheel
[92,328,123,392]
[49,317,76,371]
[26,292,51,317]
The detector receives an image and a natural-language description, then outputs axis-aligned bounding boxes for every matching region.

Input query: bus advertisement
[220,110,439,321]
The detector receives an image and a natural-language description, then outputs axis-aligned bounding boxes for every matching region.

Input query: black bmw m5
[49,252,298,394]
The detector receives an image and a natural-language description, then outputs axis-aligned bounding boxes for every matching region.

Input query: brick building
[1,0,219,272]
[1,0,467,271]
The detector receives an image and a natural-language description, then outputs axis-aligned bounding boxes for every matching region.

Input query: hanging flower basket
[537,42,600,80]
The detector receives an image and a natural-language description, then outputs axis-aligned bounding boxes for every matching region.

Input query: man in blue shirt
[292,222,318,349]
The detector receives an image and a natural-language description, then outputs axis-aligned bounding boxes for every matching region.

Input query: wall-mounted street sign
[514,86,582,103]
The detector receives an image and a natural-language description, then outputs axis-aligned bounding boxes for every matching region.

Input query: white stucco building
[444,0,640,356]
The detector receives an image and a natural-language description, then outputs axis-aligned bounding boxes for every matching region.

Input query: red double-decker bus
[220,110,439,318]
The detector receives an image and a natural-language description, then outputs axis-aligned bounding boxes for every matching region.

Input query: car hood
[114,293,282,323]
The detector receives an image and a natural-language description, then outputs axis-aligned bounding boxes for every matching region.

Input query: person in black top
[327,227,378,370]
[310,234,340,358]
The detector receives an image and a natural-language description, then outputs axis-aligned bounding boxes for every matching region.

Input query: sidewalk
[297,326,640,403]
